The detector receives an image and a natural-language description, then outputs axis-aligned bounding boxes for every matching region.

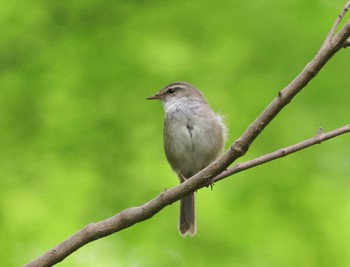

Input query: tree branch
[24,2,350,267]
[25,124,350,267]
[326,0,350,42]
[213,125,350,183]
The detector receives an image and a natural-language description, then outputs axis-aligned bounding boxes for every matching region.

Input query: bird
[147,81,227,237]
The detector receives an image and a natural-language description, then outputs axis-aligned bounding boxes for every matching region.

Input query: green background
[1,0,349,266]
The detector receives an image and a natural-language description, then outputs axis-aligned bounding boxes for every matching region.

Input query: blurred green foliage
[0,0,349,266]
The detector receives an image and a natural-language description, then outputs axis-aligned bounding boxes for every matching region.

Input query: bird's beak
[146,93,161,100]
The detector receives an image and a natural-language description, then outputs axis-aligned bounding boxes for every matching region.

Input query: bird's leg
[178,172,187,183]
[207,178,215,191]
[206,167,228,190]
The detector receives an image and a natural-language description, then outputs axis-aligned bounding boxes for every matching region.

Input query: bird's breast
[163,102,224,178]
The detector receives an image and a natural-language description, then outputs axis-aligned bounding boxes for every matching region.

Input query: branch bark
[25,2,350,267]
[326,0,350,42]
[213,125,350,183]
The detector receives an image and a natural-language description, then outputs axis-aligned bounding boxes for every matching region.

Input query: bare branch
[24,3,350,267]
[25,124,350,267]
[326,0,350,42]
[24,124,350,267]
[213,125,350,182]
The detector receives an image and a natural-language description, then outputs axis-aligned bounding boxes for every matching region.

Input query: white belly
[163,101,225,178]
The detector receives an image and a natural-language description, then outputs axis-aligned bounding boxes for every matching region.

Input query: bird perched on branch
[147,81,227,237]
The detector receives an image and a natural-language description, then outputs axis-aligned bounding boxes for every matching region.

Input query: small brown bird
[147,82,227,237]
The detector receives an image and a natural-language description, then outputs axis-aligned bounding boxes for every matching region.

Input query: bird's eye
[168,88,175,94]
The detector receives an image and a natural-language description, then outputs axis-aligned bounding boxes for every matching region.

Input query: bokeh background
[1,0,349,266]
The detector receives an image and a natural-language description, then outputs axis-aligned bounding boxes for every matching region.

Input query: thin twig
[326,0,350,42]
[213,125,350,182]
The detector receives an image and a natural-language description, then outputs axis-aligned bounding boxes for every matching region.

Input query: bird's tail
[179,192,196,237]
